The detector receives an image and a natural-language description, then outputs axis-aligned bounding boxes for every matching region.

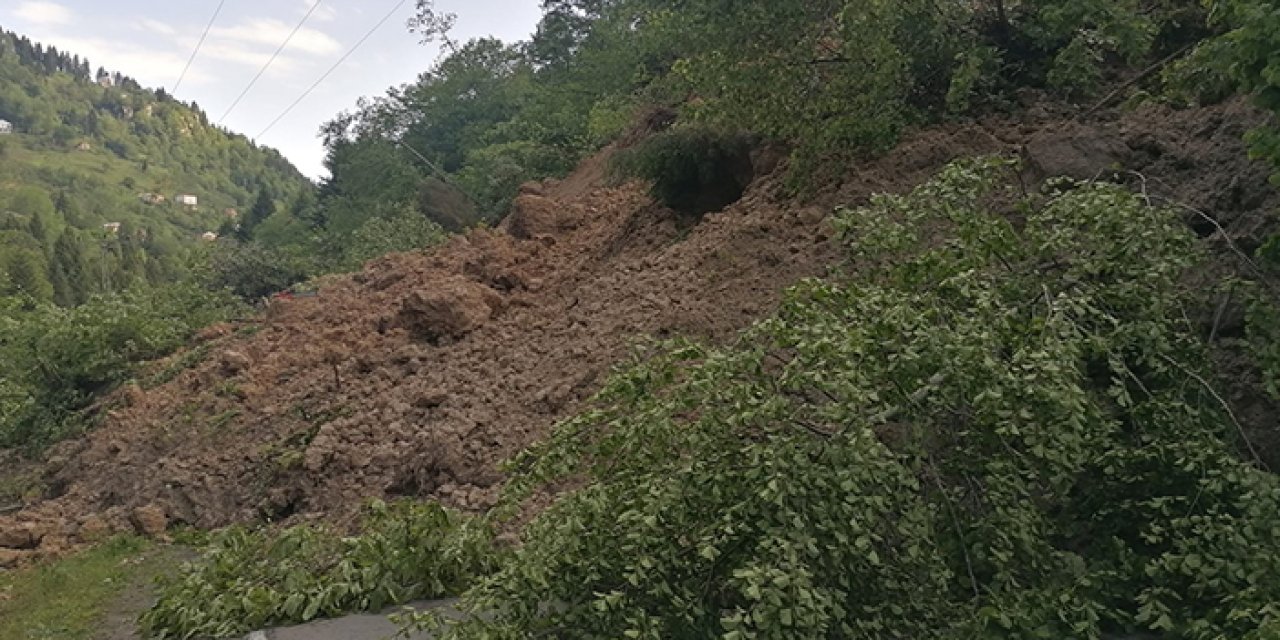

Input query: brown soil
[1,96,1277,556]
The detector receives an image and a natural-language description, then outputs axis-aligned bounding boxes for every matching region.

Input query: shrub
[1249,234,1280,399]
[200,241,311,301]
[455,141,575,221]
[140,501,499,640]
[417,177,480,232]
[1198,0,1280,185]
[420,158,1280,638]
[0,283,240,449]
[342,205,449,269]
[612,127,754,216]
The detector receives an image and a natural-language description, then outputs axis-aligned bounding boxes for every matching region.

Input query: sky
[1,0,544,179]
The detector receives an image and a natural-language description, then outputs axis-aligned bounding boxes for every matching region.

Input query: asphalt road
[243,600,460,640]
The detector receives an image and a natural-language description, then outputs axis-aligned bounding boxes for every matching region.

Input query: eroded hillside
[1,97,1277,564]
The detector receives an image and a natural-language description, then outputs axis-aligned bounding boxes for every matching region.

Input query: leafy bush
[141,501,499,640]
[455,141,575,221]
[342,205,449,269]
[0,283,240,449]
[612,127,754,216]
[199,241,312,301]
[1198,0,1280,184]
[1249,234,1280,398]
[420,158,1280,638]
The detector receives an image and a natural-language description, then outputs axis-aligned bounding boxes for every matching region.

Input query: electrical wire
[173,0,227,93]
[218,0,326,124]
[255,0,409,140]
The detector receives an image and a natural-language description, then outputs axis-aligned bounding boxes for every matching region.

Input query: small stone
[414,391,449,409]
[130,504,169,539]
[0,522,41,550]
[77,515,113,543]
[220,350,252,375]
[0,548,31,568]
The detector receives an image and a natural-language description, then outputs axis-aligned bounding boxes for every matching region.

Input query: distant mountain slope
[0,26,311,304]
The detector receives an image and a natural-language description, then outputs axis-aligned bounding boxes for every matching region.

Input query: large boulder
[1023,124,1130,183]
[398,278,502,342]
[130,504,169,539]
[499,193,576,239]
[77,514,114,543]
[0,520,43,549]
[0,548,31,568]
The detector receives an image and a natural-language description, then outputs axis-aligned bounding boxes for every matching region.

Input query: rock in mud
[0,548,32,568]
[500,193,575,239]
[0,521,43,549]
[129,504,169,538]
[1023,124,1130,183]
[398,278,501,342]
[220,350,253,375]
[77,514,113,542]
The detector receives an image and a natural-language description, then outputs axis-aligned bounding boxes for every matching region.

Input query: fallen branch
[1162,355,1268,471]
[1082,44,1194,119]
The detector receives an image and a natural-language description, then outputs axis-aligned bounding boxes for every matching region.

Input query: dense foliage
[314,0,1218,223]
[140,501,498,640]
[612,127,754,216]
[412,159,1280,639]
[1251,235,1280,399]
[0,284,241,450]
[1202,0,1280,184]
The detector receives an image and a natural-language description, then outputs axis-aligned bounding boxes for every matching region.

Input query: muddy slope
[2,97,1277,560]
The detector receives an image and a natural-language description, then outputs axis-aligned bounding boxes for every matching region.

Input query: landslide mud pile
[2,97,1277,563]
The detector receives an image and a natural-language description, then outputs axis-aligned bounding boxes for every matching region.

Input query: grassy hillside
[0,25,310,303]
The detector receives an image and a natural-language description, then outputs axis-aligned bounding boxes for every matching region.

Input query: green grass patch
[0,536,153,640]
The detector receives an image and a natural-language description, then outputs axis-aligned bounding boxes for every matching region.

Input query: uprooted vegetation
[400,158,1280,639]
[140,501,497,639]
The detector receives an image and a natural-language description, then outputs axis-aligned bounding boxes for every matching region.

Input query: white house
[200,232,219,242]
[0,119,12,135]
[103,222,121,235]
[176,194,198,208]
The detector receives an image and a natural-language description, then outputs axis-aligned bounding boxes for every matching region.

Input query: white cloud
[136,18,177,37]
[14,1,73,26]
[209,18,341,57]
[301,0,339,23]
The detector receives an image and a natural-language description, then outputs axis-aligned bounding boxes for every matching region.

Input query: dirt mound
[2,97,1277,555]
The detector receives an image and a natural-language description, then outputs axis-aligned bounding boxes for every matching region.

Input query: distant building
[103,222,122,235]
[176,194,198,208]
[139,193,166,205]
[76,141,92,151]
[0,119,12,135]
[200,232,219,242]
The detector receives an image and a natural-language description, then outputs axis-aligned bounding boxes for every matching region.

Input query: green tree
[343,205,447,268]
[3,249,53,302]
[237,188,276,242]
[49,230,87,306]
[25,210,49,249]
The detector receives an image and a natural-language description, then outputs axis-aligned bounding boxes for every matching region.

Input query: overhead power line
[218,0,326,124]
[173,0,227,94]
[255,0,409,140]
